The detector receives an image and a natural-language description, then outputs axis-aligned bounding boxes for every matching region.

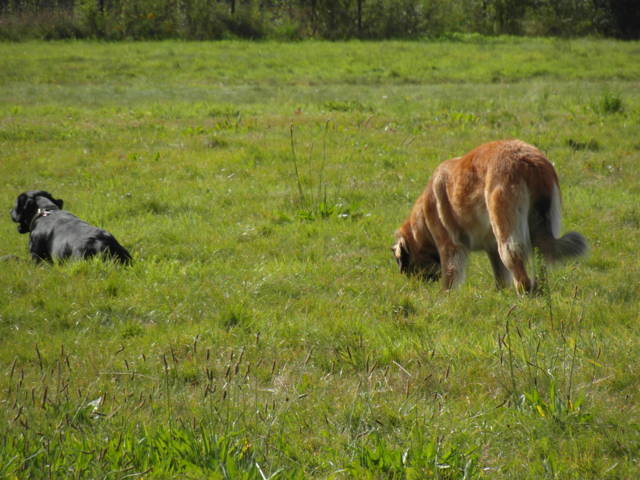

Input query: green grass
[0,38,639,479]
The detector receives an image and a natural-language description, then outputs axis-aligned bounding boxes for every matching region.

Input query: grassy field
[0,38,639,478]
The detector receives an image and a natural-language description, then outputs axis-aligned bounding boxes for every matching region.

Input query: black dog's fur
[10,190,131,264]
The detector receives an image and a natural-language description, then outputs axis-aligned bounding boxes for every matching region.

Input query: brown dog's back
[393,140,587,292]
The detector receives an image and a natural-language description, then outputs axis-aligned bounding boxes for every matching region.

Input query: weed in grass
[392,297,418,319]
[218,304,253,331]
[595,91,624,115]
[496,281,595,429]
[348,431,479,479]
[620,207,640,228]
[521,378,592,426]
[323,99,373,113]
[287,121,363,222]
[566,138,600,152]
[206,135,229,149]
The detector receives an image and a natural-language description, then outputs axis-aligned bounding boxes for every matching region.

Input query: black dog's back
[32,211,132,264]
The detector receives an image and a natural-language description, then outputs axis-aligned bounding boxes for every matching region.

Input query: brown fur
[392,140,587,293]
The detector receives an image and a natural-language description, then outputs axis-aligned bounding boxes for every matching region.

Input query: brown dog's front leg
[439,244,468,290]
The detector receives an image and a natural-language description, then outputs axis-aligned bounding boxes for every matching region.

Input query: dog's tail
[105,237,133,265]
[530,182,587,262]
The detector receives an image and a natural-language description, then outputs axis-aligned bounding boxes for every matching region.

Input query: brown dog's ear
[392,237,411,274]
[399,241,410,273]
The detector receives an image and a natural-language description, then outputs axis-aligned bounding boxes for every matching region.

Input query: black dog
[10,190,132,264]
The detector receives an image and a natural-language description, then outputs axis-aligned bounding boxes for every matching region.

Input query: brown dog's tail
[538,231,588,261]
[530,183,587,262]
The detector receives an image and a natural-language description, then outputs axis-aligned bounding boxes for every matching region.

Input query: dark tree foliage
[599,0,640,38]
[0,0,638,40]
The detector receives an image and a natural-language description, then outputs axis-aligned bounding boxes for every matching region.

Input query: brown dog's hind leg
[488,188,533,294]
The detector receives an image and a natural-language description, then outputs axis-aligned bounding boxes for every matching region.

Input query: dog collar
[37,208,53,217]
[29,208,55,231]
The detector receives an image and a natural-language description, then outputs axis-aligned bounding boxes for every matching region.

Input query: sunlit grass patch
[0,39,639,478]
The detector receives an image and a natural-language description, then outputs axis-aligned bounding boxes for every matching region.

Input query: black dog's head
[10,190,64,234]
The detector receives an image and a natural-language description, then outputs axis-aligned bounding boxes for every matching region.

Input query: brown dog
[392,140,587,293]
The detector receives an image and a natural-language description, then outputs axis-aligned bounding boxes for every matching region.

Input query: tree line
[0,0,638,40]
